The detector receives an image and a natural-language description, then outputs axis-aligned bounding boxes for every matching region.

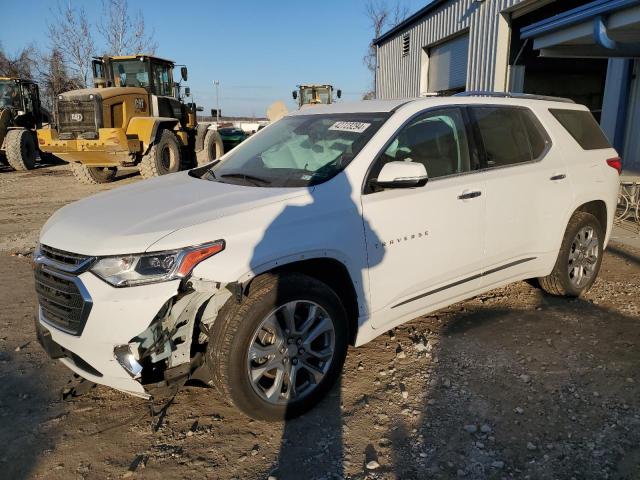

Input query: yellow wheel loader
[292,84,341,109]
[0,78,51,171]
[37,55,224,184]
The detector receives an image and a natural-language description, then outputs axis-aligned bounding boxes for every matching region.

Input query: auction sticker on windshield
[329,121,371,133]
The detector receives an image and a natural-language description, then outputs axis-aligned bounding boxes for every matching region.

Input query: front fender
[126,117,179,153]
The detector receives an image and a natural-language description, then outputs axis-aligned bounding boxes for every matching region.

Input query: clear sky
[1,0,426,117]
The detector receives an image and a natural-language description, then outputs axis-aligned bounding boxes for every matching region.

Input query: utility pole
[214,80,220,124]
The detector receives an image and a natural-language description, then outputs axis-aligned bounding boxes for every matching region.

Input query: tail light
[606,157,622,174]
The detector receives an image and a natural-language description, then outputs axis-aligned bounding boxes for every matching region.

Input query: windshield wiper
[219,172,271,186]
[202,169,216,181]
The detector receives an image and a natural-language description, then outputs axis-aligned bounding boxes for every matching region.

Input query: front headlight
[91,240,224,287]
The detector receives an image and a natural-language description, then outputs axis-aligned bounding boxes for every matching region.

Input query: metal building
[374,0,640,175]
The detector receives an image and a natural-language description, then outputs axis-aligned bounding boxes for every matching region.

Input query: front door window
[372,108,474,183]
[151,63,172,97]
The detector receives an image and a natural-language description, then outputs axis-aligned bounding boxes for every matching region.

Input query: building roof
[373,0,448,46]
[520,0,640,57]
[521,0,640,39]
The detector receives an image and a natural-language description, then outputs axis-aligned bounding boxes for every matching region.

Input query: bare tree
[47,3,96,88]
[363,0,409,99]
[98,0,157,56]
[0,44,36,79]
[35,49,81,110]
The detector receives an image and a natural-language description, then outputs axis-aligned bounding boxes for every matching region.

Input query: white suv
[34,94,621,420]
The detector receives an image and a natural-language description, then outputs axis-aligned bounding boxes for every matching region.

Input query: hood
[40,172,308,256]
[60,86,147,101]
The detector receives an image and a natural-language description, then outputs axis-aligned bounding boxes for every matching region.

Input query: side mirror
[292,90,297,100]
[181,66,188,81]
[375,161,428,188]
[336,89,342,99]
[196,106,203,112]
[184,87,191,97]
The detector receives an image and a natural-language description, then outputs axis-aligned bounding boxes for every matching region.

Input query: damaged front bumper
[35,268,230,398]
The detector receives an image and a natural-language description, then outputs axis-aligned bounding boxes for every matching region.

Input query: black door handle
[458,191,482,200]
[550,174,566,181]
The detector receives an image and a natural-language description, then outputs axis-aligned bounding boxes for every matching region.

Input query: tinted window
[471,107,548,168]
[549,108,611,150]
[377,108,472,179]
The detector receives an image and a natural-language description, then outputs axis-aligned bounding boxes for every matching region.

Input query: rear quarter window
[549,108,611,150]
[470,106,550,168]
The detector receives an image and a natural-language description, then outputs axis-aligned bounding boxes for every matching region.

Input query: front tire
[200,129,224,166]
[538,211,603,297]
[139,129,182,179]
[70,162,117,184]
[206,273,348,421]
[5,129,37,171]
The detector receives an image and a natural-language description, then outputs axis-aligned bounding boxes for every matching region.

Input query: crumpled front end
[33,244,232,397]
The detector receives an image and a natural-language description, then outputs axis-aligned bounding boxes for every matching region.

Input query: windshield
[111,59,150,88]
[0,81,21,109]
[202,113,389,187]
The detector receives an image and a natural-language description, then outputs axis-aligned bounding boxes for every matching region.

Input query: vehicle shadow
[607,243,640,267]
[386,292,640,479]
[0,257,66,479]
[250,172,385,479]
[0,354,64,479]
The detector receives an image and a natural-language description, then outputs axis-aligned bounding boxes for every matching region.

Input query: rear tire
[70,162,117,184]
[206,272,348,421]
[200,129,224,166]
[5,129,37,171]
[139,129,182,179]
[538,211,603,297]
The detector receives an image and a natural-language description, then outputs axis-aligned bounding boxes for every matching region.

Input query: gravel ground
[0,163,639,480]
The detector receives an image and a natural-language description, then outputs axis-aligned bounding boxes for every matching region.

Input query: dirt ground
[1,163,639,480]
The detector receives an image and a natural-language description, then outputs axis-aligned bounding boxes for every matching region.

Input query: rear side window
[470,107,549,168]
[549,108,611,150]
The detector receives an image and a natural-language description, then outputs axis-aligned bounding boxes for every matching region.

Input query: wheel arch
[573,200,608,237]
[242,257,360,346]
[126,116,180,154]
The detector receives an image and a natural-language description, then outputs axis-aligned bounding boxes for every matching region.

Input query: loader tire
[5,129,37,171]
[140,129,182,179]
[200,129,224,166]
[70,162,117,184]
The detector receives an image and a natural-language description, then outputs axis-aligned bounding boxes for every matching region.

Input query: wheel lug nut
[298,348,305,355]
[292,358,298,365]
[287,338,294,344]
[296,338,302,346]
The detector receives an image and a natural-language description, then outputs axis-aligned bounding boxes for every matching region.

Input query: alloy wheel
[247,300,335,405]
[567,225,599,288]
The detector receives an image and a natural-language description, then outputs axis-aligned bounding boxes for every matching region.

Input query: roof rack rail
[454,91,575,104]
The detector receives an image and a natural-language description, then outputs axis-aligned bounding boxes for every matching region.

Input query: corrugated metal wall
[376,0,525,98]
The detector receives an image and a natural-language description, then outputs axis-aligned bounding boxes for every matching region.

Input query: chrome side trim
[391,257,536,309]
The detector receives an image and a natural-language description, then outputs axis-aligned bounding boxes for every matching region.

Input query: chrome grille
[40,244,90,268]
[57,99,98,138]
[34,245,93,336]
[35,266,92,335]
